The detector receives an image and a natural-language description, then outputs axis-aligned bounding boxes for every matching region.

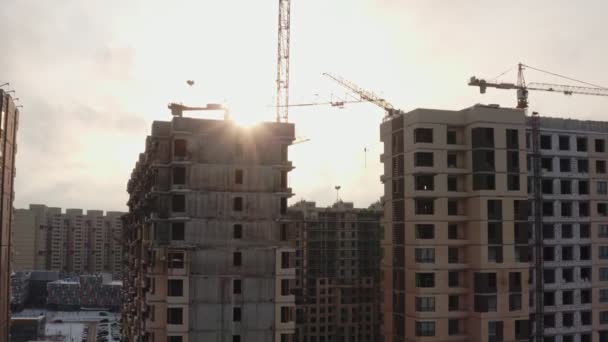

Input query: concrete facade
[0,89,19,341]
[290,200,382,342]
[122,116,296,342]
[381,105,530,342]
[12,205,124,275]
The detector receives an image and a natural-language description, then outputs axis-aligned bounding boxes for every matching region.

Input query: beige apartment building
[12,205,124,275]
[290,200,382,342]
[381,105,531,342]
[381,104,608,342]
[122,115,296,342]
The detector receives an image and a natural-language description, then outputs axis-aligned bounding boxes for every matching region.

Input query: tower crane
[323,73,405,117]
[469,63,608,109]
[470,63,608,342]
[276,0,291,122]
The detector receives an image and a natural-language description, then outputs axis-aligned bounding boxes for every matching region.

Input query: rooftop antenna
[335,185,341,202]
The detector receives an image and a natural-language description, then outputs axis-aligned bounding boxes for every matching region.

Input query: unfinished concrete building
[381,105,530,342]
[122,115,296,342]
[12,205,124,275]
[0,89,19,342]
[290,200,382,342]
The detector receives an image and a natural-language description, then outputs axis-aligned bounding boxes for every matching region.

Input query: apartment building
[527,117,608,342]
[290,200,382,342]
[380,105,530,342]
[12,205,124,275]
[0,88,19,341]
[122,115,296,342]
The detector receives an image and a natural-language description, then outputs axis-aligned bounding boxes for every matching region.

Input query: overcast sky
[2,0,608,212]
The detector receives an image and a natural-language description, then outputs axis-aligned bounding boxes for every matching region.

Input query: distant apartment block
[0,89,19,341]
[381,104,608,342]
[290,200,382,342]
[12,205,124,275]
[122,116,296,342]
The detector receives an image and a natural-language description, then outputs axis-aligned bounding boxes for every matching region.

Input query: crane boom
[323,73,404,116]
[276,0,291,122]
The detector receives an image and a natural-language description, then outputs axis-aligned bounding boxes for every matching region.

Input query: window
[235,169,243,184]
[563,312,574,327]
[447,130,457,144]
[508,175,520,191]
[599,181,608,194]
[415,175,434,191]
[168,337,183,342]
[174,139,187,157]
[280,197,287,215]
[415,297,435,312]
[596,138,606,152]
[577,137,588,151]
[232,336,240,342]
[236,141,244,157]
[507,129,519,149]
[543,224,554,239]
[415,321,435,337]
[233,279,242,294]
[559,135,570,150]
[280,171,287,188]
[448,319,460,335]
[447,176,457,191]
[600,289,608,302]
[173,167,186,185]
[598,160,607,173]
[472,127,495,148]
[600,203,608,216]
[449,271,460,287]
[600,246,608,259]
[449,295,459,311]
[167,308,183,325]
[562,268,574,283]
[172,195,186,212]
[487,200,502,220]
[415,248,435,263]
[560,180,572,194]
[544,291,555,306]
[171,222,185,240]
[544,269,555,283]
[543,247,555,261]
[167,279,183,297]
[280,306,292,323]
[448,224,459,239]
[280,224,287,241]
[487,223,502,244]
[580,201,590,216]
[562,246,573,261]
[414,152,433,167]
[600,225,608,237]
[560,158,571,172]
[540,135,552,149]
[581,245,591,260]
[581,289,591,304]
[561,224,573,238]
[488,321,503,342]
[233,307,242,322]
[448,200,459,215]
[281,252,290,268]
[414,128,433,143]
[509,294,522,311]
[542,201,554,216]
[448,247,459,263]
[414,224,434,239]
[447,152,457,168]
[578,159,589,172]
[541,157,553,171]
[233,224,243,239]
[581,311,592,325]
[415,200,434,215]
[562,290,574,305]
[415,273,435,288]
[544,314,555,328]
[473,174,495,190]
[581,267,592,281]
[473,150,495,171]
[281,279,290,296]
[509,272,522,292]
[233,197,244,211]
[233,252,242,266]
[579,180,590,194]
[168,252,184,269]
[488,246,503,263]
[542,179,553,194]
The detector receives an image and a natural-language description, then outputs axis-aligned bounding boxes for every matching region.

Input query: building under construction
[290,200,382,342]
[122,113,296,342]
[380,103,608,342]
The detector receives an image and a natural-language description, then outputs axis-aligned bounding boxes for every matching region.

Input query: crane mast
[276,0,291,122]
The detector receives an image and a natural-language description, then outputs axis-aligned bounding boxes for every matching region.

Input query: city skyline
[3,0,608,211]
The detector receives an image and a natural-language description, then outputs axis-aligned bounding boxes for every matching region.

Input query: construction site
[118,2,608,342]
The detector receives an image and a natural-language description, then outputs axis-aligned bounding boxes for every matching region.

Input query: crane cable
[523,63,608,89]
